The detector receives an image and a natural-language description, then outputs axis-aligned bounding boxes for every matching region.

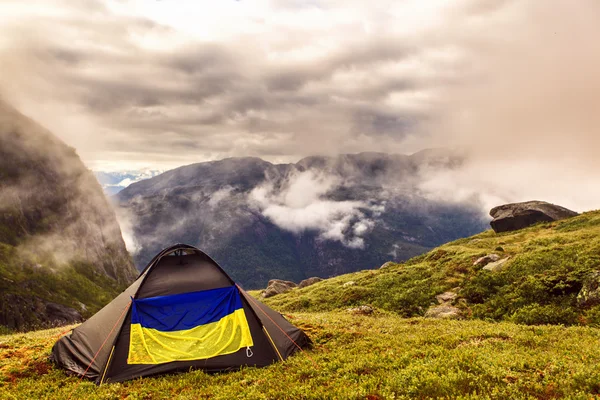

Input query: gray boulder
[473,254,501,267]
[483,257,511,272]
[262,279,297,298]
[578,271,600,307]
[436,291,457,304]
[490,201,578,233]
[298,277,323,289]
[425,305,461,319]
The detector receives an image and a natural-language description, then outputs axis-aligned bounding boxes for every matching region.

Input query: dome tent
[51,244,311,383]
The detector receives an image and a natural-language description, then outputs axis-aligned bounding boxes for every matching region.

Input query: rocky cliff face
[117,151,488,289]
[0,100,137,330]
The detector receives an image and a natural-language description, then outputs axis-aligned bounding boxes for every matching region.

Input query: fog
[1,0,599,213]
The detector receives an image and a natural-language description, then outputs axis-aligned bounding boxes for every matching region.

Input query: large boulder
[298,277,323,289]
[261,279,297,298]
[490,201,578,233]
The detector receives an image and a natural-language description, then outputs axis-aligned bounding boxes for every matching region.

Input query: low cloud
[250,170,382,248]
[1,0,599,214]
[413,0,600,213]
[207,186,235,208]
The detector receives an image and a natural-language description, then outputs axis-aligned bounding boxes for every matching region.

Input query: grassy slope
[2,212,600,398]
[264,211,600,326]
[1,313,600,399]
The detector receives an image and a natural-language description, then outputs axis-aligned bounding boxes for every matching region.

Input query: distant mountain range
[94,170,163,195]
[0,100,137,330]
[117,151,489,289]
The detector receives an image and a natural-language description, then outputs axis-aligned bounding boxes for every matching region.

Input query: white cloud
[207,186,235,207]
[1,0,599,214]
[250,170,381,248]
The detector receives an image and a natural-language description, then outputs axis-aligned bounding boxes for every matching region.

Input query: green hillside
[2,212,600,398]
[264,211,600,326]
[2,313,600,399]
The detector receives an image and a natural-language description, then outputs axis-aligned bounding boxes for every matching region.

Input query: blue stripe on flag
[131,286,243,331]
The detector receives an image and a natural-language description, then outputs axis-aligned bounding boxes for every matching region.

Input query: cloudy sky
[1,0,599,211]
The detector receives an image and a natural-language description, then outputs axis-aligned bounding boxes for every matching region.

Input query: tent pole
[262,327,284,361]
[99,345,116,385]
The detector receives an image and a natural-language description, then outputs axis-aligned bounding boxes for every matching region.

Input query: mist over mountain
[0,100,137,330]
[117,150,487,289]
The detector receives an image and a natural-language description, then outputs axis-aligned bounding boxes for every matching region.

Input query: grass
[2,311,600,399]
[3,210,600,398]
[263,211,600,326]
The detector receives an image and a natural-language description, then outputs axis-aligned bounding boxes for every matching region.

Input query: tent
[51,244,311,383]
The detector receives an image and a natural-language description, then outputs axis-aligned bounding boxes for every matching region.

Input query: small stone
[343,281,356,287]
[347,305,374,315]
[380,262,394,269]
[482,257,511,272]
[473,254,501,267]
[425,305,461,319]
[435,291,457,304]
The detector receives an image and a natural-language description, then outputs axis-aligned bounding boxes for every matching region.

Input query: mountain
[117,151,488,289]
[264,209,600,326]
[94,170,163,195]
[0,100,137,330]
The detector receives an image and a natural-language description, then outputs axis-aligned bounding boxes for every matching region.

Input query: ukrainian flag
[128,286,253,364]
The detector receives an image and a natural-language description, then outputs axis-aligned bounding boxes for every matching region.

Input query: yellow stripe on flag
[128,308,253,364]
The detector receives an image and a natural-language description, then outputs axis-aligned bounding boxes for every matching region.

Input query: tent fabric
[50,244,311,383]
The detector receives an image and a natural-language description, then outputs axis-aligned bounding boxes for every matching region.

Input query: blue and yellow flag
[128,286,253,364]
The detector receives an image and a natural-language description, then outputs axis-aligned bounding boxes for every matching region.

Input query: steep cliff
[0,100,137,330]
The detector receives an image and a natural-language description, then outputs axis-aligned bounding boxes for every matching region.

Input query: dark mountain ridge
[118,149,486,289]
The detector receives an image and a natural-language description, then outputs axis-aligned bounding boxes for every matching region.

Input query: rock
[267,279,297,288]
[482,257,511,272]
[0,294,82,330]
[380,262,394,269]
[45,302,83,326]
[473,254,501,267]
[262,279,297,298]
[347,305,374,315]
[425,305,461,319]
[436,291,457,304]
[490,201,578,233]
[343,281,356,287]
[578,271,600,307]
[298,277,323,289]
